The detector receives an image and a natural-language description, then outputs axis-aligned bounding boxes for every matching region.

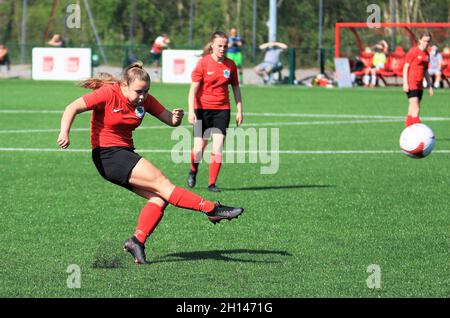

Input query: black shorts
[406,89,423,101]
[92,147,142,190]
[194,109,230,138]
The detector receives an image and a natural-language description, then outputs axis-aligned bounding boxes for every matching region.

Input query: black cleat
[208,184,221,192]
[187,171,196,188]
[206,202,244,224]
[123,236,150,264]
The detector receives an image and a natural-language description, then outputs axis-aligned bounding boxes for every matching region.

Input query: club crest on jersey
[223,69,230,78]
[135,106,145,118]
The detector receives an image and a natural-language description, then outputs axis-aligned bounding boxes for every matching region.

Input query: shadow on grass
[154,249,293,264]
[222,184,335,191]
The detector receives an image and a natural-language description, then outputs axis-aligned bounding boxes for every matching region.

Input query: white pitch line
[0,119,413,134]
[242,119,403,127]
[0,110,63,114]
[245,112,450,121]
[2,109,450,121]
[1,117,448,134]
[1,147,449,154]
[245,112,406,119]
[0,126,174,134]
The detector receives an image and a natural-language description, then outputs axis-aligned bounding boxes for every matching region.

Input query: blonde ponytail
[79,73,118,90]
[79,61,150,90]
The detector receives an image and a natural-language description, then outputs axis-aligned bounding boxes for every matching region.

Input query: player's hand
[172,108,184,126]
[57,132,70,149]
[403,83,409,92]
[188,111,197,125]
[236,112,243,126]
[429,87,434,97]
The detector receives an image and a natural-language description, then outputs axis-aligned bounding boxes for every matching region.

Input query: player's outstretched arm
[156,108,184,127]
[57,97,89,149]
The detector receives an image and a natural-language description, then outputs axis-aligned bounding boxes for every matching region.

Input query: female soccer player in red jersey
[57,62,243,264]
[187,31,243,192]
[403,32,434,127]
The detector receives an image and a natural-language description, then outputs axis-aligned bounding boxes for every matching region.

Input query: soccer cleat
[208,184,221,192]
[123,236,150,265]
[187,171,196,188]
[206,202,244,224]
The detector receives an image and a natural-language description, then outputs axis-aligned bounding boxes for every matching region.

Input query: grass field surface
[0,80,449,298]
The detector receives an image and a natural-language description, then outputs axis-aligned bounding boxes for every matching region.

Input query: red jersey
[191,54,239,110]
[82,82,165,148]
[405,46,429,90]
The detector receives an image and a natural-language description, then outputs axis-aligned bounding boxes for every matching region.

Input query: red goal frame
[335,22,450,57]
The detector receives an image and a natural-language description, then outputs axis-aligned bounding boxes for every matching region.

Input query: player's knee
[148,196,167,209]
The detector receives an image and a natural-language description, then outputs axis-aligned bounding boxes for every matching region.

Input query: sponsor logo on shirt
[223,69,230,78]
[207,71,215,75]
[135,106,145,118]
[113,108,123,113]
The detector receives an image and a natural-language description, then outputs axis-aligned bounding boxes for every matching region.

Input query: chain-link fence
[4,41,333,68]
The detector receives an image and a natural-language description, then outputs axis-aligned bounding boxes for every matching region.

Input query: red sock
[405,115,421,127]
[190,150,199,174]
[168,186,215,213]
[209,153,222,186]
[405,115,412,127]
[134,202,165,244]
[411,116,421,125]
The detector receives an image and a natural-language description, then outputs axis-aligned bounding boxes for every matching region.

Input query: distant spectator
[370,43,387,86]
[350,56,365,85]
[312,74,334,88]
[150,34,170,66]
[378,40,389,54]
[123,49,139,70]
[361,46,373,87]
[254,41,288,84]
[441,45,450,78]
[0,44,11,73]
[226,27,244,83]
[47,34,65,47]
[424,45,442,89]
[362,41,388,87]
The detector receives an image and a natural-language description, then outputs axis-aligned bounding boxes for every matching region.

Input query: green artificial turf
[0,80,448,297]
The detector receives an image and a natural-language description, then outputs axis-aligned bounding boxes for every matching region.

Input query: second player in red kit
[403,32,434,127]
[187,31,243,192]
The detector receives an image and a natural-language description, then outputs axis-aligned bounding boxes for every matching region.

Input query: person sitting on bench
[254,41,288,84]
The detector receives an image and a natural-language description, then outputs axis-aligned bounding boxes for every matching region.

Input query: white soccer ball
[399,123,435,159]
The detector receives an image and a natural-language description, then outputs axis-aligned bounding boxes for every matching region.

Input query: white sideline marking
[1,117,448,133]
[1,109,450,121]
[0,126,173,134]
[242,119,402,127]
[245,112,403,119]
[1,147,449,154]
[0,110,63,114]
[0,119,397,134]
